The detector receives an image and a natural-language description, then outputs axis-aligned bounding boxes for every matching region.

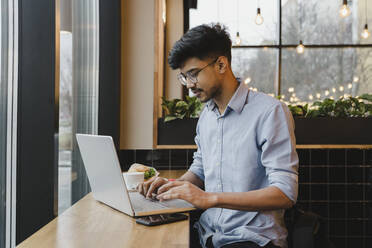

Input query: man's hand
[137,177,168,198]
[156,181,217,209]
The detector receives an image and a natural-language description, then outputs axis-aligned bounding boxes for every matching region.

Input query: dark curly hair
[168,23,232,69]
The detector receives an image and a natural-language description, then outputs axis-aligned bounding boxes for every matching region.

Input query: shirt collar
[206,79,249,114]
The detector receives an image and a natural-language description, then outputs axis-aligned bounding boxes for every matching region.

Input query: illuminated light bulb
[332,87,336,93]
[330,96,334,100]
[348,83,352,89]
[255,8,264,25]
[253,88,258,91]
[339,0,351,18]
[325,90,330,96]
[288,87,294,93]
[296,40,305,54]
[316,93,321,99]
[361,24,370,39]
[235,32,241,45]
[292,93,296,97]
[339,86,344,91]
[244,77,251,84]
[308,94,314,100]
[290,97,294,102]
[353,76,359,82]
[281,95,286,99]
[344,94,350,98]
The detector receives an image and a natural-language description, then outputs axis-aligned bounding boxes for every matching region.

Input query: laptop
[76,134,195,217]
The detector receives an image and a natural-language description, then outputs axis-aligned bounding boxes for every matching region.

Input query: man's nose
[186,81,196,89]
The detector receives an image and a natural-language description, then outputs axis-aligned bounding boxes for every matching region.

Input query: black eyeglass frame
[177,57,219,86]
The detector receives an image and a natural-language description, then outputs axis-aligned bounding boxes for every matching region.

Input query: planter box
[294,117,372,144]
[158,118,198,145]
[158,117,372,145]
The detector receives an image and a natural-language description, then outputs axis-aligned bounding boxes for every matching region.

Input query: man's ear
[217,56,228,74]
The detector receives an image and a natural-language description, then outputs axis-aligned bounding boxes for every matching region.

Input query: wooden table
[17,170,190,248]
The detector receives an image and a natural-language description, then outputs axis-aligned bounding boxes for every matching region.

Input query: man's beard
[199,85,220,103]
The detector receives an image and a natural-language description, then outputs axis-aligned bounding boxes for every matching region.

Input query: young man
[138,24,299,248]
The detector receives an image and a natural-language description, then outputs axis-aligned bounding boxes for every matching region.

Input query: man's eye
[188,72,197,78]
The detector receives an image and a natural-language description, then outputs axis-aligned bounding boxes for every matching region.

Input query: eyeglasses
[177,58,218,86]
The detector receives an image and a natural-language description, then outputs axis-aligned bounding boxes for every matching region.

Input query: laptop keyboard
[129,192,193,212]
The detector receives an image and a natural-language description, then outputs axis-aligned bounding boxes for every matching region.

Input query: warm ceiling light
[339,0,351,18]
[361,24,370,39]
[235,32,241,45]
[255,8,264,25]
[296,40,305,54]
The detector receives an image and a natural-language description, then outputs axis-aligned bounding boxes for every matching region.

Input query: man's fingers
[157,186,183,201]
[146,177,167,198]
[157,180,185,195]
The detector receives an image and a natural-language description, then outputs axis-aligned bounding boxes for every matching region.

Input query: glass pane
[232,48,277,94]
[0,0,8,246]
[190,0,279,45]
[281,47,372,104]
[282,0,372,45]
[58,0,99,214]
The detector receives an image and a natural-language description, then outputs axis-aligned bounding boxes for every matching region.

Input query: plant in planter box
[284,93,372,118]
[161,96,203,122]
[280,93,372,144]
[158,96,203,145]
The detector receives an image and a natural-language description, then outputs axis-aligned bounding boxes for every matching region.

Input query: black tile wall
[118,148,372,247]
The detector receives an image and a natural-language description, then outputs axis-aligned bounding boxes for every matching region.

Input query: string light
[255,8,264,25]
[308,94,314,100]
[296,40,305,54]
[255,0,264,25]
[325,90,330,96]
[332,87,336,93]
[361,24,370,39]
[339,0,351,18]
[236,32,241,45]
[316,93,321,99]
[235,0,241,45]
[339,86,344,92]
[353,76,359,82]
[244,77,251,84]
[361,0,370,39]
[288,87,294,93]
[347,83,353,89]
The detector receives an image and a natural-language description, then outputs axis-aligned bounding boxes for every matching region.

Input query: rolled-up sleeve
[258,102,299,203]
[188,121,205,182]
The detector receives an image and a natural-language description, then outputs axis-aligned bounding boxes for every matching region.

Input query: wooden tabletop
[17,170,189,248]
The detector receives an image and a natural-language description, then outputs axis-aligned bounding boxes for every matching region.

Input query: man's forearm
[208,186,294,211]
[177,170,204,189]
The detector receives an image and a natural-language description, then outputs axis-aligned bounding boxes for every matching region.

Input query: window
[1,0,17,247]
[58,0,99,214]
[190,0,372,103]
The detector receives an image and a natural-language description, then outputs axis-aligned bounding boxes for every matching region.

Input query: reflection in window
[232,48,276,94]
[281,48,372,104]
[58,0,99,214]
[282,0,372,45]
[190,0,278,46]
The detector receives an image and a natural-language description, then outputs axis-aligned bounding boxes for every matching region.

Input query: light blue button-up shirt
[189,82,299,248]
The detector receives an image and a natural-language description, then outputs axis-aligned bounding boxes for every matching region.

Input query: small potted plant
[158,96,203,145]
